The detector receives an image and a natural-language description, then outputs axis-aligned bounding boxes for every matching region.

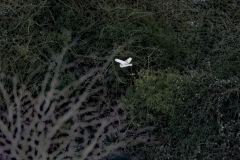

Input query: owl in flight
[115,57,132,68]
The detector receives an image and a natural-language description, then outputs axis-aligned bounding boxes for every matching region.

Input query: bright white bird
[115,57,132,68]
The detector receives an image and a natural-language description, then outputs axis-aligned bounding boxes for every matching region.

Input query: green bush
[123,69,184,113]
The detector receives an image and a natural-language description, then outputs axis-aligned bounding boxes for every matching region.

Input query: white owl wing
[120,63,132,68]
[125,57,132,64]
[115,59,128,65]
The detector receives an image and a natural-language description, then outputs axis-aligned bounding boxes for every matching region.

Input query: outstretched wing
[120,63,132,68]
[115,59,128,65]
[125,57,132,64]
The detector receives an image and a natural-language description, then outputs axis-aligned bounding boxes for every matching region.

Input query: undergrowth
[1,0,240,159]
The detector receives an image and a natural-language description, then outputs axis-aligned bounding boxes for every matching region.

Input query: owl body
[115,57,132,68]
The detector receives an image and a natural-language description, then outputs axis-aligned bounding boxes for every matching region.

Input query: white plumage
[115,57,132,68]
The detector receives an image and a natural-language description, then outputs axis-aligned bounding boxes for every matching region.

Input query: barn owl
[115,57,132,68]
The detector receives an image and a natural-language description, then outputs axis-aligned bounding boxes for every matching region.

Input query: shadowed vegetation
[1,0,240,159]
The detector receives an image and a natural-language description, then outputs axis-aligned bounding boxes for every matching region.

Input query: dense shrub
[1,0,240,159]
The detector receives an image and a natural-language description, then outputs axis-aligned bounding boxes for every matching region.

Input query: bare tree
[0,39,155,160]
